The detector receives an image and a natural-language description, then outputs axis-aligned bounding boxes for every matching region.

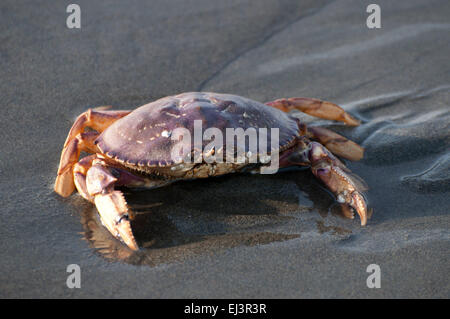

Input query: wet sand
[0,0,449,298]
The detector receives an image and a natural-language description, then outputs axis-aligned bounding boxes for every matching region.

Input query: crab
[55,92,368,250]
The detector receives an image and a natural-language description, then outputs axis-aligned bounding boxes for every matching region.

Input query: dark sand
[1,0,449,298]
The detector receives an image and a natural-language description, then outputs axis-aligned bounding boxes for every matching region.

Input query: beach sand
[0,0,448,298]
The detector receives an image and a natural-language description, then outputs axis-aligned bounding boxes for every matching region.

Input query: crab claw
[86,164,139,250]
[94,192,138,250]
[337,189,368,226]
[309,142,369,225]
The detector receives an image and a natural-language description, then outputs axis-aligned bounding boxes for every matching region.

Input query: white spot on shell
[161,130,172,138]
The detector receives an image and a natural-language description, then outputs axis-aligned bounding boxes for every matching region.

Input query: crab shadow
[80,168,350,266]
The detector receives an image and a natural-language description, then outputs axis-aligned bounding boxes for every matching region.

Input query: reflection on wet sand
[79,169,355,266]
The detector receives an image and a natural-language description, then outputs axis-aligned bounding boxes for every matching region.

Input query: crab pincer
[307,142,368,225]
[85,163,139,250]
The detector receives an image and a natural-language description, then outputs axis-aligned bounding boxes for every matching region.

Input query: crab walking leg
[63,109,131,148]
[306,126,364,161]
[55,131,100,197]
[265,97,360,126]
[84,161,145,251]
[55,109,131,197]
[280,140,368,225]
[73,154,98,202]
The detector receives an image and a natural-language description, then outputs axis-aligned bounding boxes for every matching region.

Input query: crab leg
[306,126,364,161]
[265,97,360,126]
[73,154,98,202]
[55,131,100,197]
[280,140,368,225]
[62,108,131,149]
[55,109,131,197]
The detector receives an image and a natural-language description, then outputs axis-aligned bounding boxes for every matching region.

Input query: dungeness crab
[55,92,368,250]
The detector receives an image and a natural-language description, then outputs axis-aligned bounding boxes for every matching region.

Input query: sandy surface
[0,0,449,298]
